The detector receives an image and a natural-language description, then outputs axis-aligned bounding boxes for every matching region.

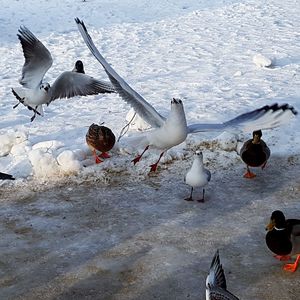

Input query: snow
[0,1,300,298]
[1,0,299,186]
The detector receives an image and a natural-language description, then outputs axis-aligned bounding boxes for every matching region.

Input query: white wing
[206,251,240,300]
[75,18,166,128]
[17,26,53,89]
[188,103,297,134]
[49,71,115,102]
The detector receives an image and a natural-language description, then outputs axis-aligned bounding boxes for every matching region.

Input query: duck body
[86,124,116,163]
[266,210,300,272]
[240,130,270,178]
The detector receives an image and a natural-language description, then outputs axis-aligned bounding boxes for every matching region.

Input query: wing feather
[75,18,166,128]
[49,71,115,102]
[17,26,53,89]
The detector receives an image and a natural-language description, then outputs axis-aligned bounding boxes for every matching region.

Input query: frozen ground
[1,154,300,299]
[0,0,300,299]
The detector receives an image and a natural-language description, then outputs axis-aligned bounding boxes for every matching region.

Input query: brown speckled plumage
[86,124,115,161]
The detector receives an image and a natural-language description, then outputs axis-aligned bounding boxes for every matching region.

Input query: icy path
[1,154,299,300]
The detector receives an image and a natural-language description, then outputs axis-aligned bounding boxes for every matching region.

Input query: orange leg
[283,255,300,272]
[132,145,149,165]
[243,166,256,178]
[149,151,165,172]
[261,161,267,170]
[274,255,291,261]
[93,150,103,164]
[99,152,111,159]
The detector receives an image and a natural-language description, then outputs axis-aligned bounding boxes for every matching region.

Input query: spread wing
[49,71,115,102]
[188,104,297,134]
[206,251,239,300]
[17,26,53,89]
[75,18,166,128]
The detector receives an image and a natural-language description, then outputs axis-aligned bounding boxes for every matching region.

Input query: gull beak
[265,219,275,231]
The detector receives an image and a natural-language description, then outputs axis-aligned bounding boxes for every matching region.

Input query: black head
[252,130,262,138]
[75,60,85,74]
[266,210,286,230]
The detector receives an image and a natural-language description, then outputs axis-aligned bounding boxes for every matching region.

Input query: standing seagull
[184,151,211,202]
[206,250,239,300]
[75,18,297,172]
[12,26,115,121]
[240,130,270,178]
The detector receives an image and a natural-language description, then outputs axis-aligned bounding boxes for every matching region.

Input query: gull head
[171,98,183,106]
[170,98,185,117]
[74,60,85,73]
[195,150,203,160]
[39,82,50,93]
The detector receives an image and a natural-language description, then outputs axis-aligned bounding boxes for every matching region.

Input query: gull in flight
[12,26,115,122]
[75,18,297,172]
[184,151,211,202]
[206,250,239,300]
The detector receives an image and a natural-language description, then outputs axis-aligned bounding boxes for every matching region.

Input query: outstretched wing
[188,103,297,134]
[75,18,166,128]
[207,250,227,290]
[49,71,115,102]
[17,26,53,89]
[206,251,240,300]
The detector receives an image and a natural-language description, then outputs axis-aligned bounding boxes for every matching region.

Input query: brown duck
[86,124,116,164]
[239,130,270,178]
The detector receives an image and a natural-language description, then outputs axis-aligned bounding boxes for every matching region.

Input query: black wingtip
[0,172,15,180]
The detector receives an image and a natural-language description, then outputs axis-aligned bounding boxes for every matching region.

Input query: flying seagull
[12,26,115,121]
[206,250,239,300]
[75,18,297,172]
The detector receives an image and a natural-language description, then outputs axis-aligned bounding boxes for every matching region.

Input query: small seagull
[184,151,211,202]
[206,250,240,300]
[0,172,15,180]
[75,18,297,172]
[86,124,116,163]
[12,26,115,122]
[72,60,85,74]
[240,130,270,178]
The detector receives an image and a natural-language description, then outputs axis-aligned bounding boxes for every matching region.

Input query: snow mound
[252,54,273,67]
[0,130,28,157]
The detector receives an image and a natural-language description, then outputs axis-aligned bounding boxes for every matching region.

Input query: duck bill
[266,220,275,231]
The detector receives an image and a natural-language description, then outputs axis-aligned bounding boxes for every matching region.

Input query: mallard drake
[184,151,211,202]
[239,130,270,178]
[0,172,15,180]
[266,210,300,272]
[86,124,116,164]
[206,250,239,300]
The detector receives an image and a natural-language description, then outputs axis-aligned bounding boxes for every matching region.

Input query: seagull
[240,130,270,178]
[75,18,297,172]
[72,60,85,74]
[184,151,211,202]
[206,250,239,300]
[12,26,115,122]
[0,172,15,180]
[266,210,300,272]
